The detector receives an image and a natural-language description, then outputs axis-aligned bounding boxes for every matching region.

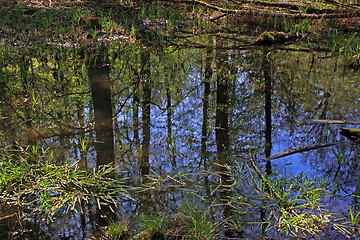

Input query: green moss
[254,31,288,44]
[340,128,360,142]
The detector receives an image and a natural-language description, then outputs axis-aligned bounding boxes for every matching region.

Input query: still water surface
[1,38,359,238]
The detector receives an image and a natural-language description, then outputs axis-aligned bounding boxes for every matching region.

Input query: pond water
[1,36,360,239]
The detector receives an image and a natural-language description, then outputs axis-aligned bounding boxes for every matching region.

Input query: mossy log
[253,31,290,45]
[340,128,360,142]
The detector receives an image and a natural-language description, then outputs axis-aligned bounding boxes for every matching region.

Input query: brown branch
[210,13,229,21]
[0,213,16,221]
[323,0,360,11]
[238,9,360,20]
[233,0,338,14]
[263,142,338,161]
[186,0,238,13]
[173,0,360,19]
[310,119,360,125]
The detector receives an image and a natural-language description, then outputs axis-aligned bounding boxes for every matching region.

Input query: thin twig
[0,213,16,221]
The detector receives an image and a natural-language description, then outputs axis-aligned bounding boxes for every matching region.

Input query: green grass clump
[0,146,132,221]
[230,156,351,239]
[107,222,130,239]
[176,199,220,240]
[133,199,219,240]
[136,214,171,239]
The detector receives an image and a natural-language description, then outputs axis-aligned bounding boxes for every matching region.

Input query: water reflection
[214,48,232,218]
[89,56,114,168]
[88,47,117,227]
[1,37,360,238]
[201,44,212,199]
[140,48,151,177]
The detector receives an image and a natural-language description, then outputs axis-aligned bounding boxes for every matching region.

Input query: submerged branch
[263,142,338,161]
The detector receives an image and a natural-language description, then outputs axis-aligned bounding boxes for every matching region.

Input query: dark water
[1,38,359,238]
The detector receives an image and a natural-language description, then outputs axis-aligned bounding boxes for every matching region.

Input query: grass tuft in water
[229,154,352,239]
[134,199,220,240]
[106,221,130,239]
[0,146,132,221]
[175,199,220,240]
[136,214,171,239]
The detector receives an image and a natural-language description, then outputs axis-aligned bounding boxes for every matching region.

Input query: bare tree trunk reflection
[140,49,151,177]
[89,63,114,167]
[216,74,229,157]
[88,45,115,227]
[166,82,176,167]
[202,45,212,198]
[263,52,272,176]
[133,93,140,143]
[215,51,231,217]
[202,47,212,165]
[261,50,273,236]
[132,68,140,144]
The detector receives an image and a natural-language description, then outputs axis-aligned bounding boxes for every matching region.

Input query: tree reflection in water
[88,45,116,227]
[1,37,360,239]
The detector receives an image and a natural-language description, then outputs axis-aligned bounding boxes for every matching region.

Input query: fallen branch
[234,0,338,14]
[310,119,360,125]
[263,142,338,161]
[324,0,360,11]
[172,0,360,19]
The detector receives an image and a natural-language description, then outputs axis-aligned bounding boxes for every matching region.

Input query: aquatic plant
[175,199,221,240]
[227,154,351,239]
[0,146,132,221]
[136,213,172,239]
[345,206,360,235]
[133,198,220,240]
[1,1,360,239]
[106,221,130,239]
